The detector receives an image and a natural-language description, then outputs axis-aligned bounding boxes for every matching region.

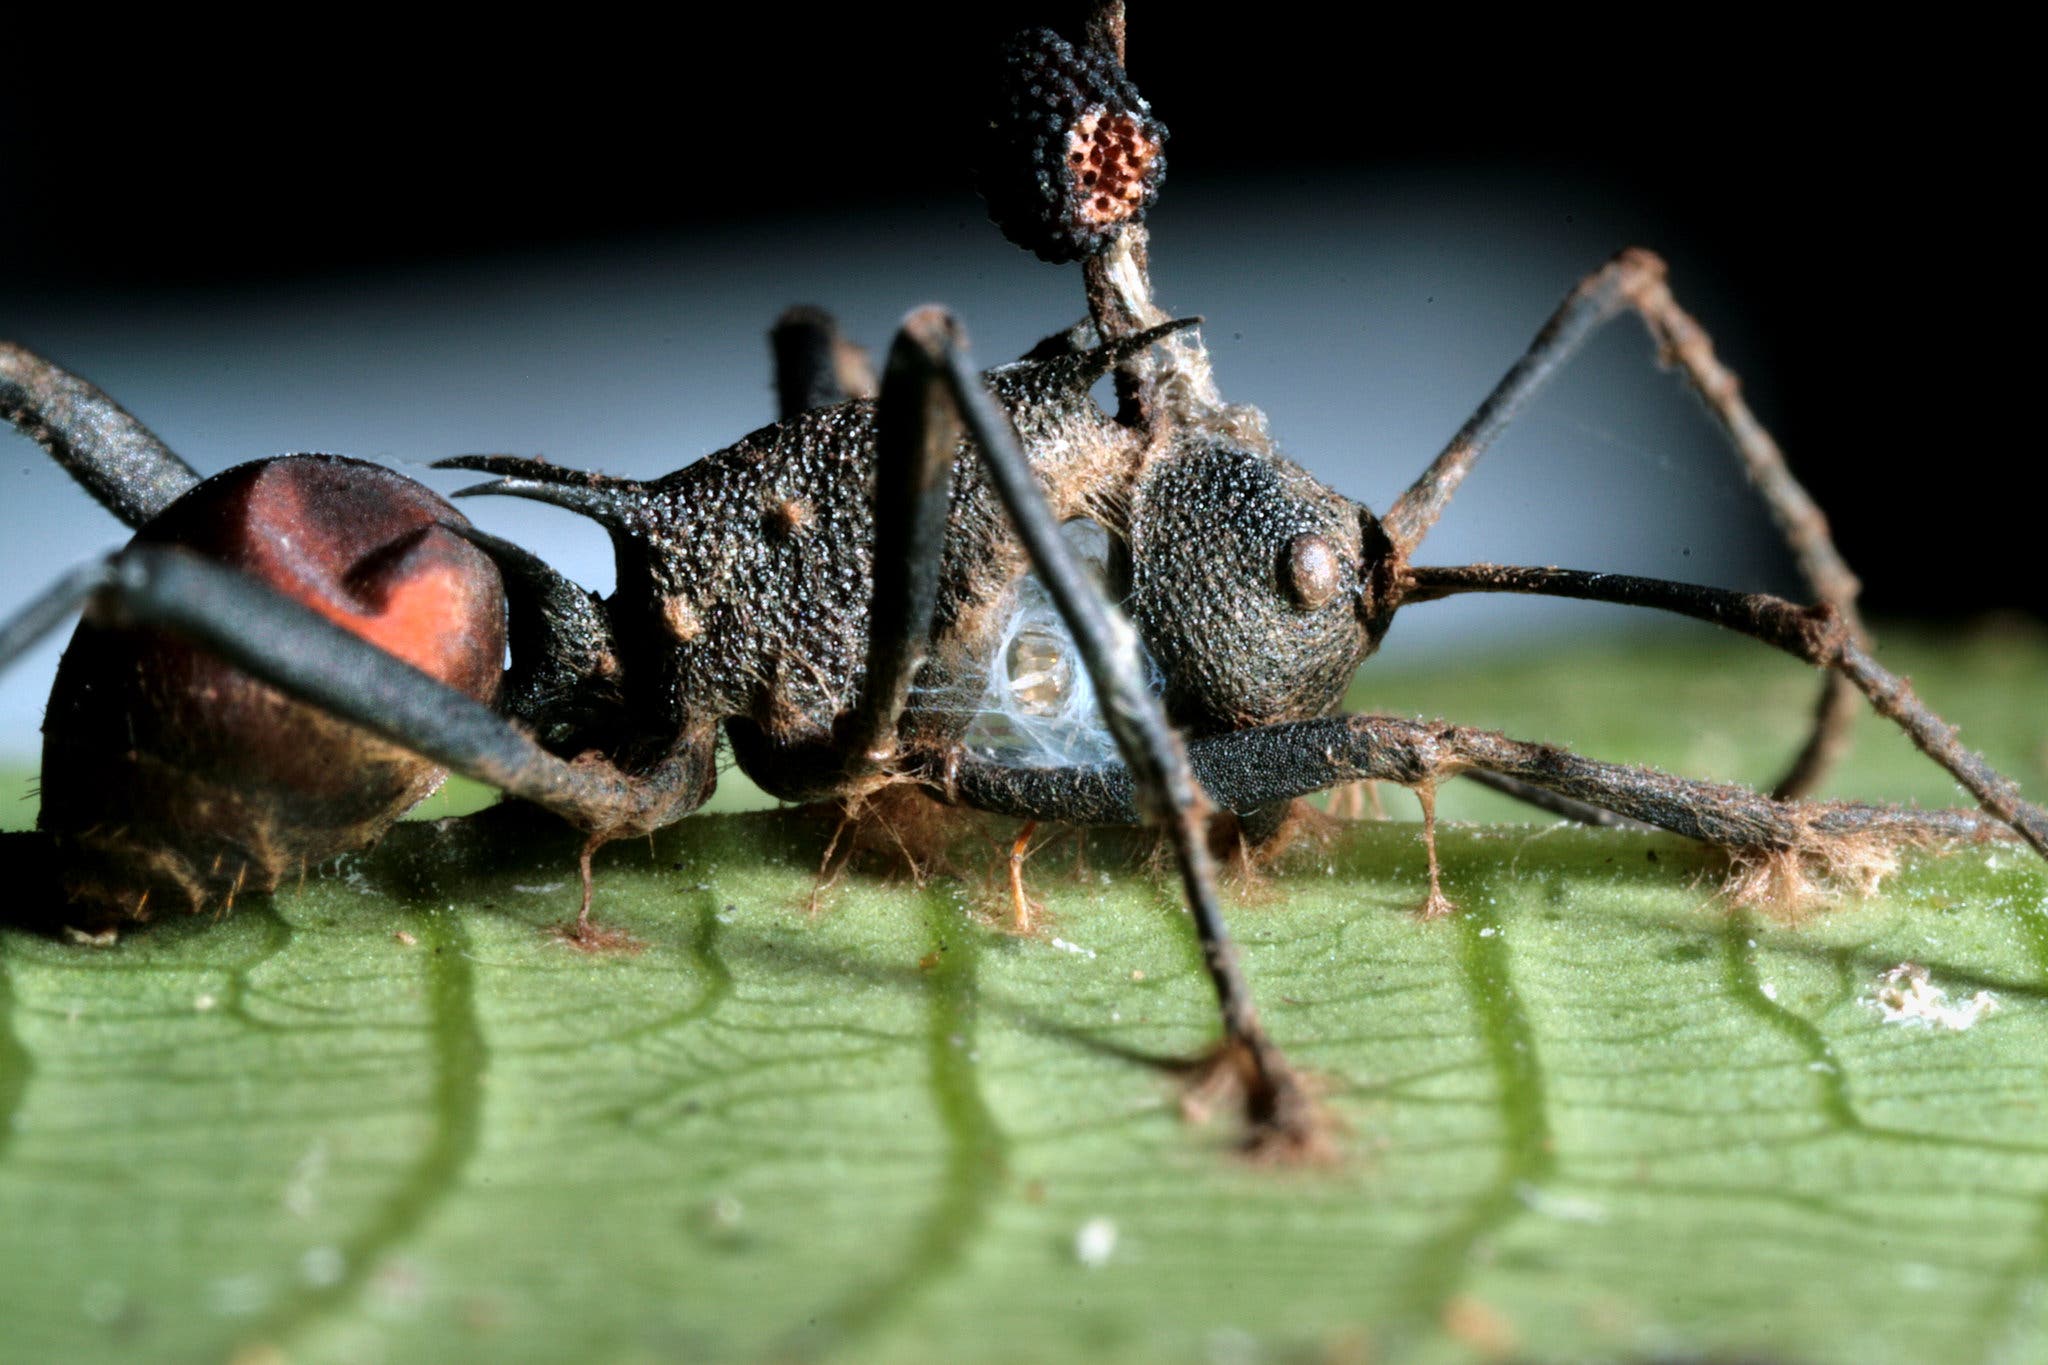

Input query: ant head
[1127,440,1394,733]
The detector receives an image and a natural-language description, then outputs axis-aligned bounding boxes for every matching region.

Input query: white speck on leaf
[368,1258,425,1317]
[1050,937,1095,958]
[1075,1216,1118,1268]
[1900,1261,1939,1291]
[208,1273,269,1317]
[1868,963,1997,1031]
[80,1281,126,1326]
[1512,1182,1607,1224]
[300,1246,345,1287]
[704,1194,745,1237]
[1206,1326,1259,1365]
[282,1140,329,1219]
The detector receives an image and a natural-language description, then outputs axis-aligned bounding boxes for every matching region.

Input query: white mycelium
[964,520,1160,768]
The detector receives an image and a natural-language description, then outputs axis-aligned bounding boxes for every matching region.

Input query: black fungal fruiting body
[978,28,1168,263]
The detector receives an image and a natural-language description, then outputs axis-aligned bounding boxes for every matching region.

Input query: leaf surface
[2,628,2046,1363]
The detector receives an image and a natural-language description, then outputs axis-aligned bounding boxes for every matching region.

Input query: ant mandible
[3,6,2045,1156]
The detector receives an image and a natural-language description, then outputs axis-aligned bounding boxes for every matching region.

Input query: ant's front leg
[1401,563,2048,860]
[1381,251,1866,802]
[951,716,2023,916]
[906,309,1324,1158]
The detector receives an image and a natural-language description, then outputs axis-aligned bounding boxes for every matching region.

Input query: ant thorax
[551,344,1148,770]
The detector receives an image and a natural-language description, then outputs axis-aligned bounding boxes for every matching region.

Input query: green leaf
[2,626,2046,1363]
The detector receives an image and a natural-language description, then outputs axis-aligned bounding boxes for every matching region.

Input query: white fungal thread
[963,519,1161,768]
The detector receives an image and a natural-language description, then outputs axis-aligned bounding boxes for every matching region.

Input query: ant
[3,4,2045,1156]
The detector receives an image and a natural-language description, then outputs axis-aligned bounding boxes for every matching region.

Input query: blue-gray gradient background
[0,4,2027,763]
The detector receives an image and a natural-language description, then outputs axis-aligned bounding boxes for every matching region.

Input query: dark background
[6,6,2024,617]
[0,5,2031,623]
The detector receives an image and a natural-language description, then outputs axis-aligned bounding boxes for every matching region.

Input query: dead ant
[2,4,2045,1156]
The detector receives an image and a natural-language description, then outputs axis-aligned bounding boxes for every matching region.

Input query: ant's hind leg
[0,545,715,881]
[906,307,1324,1158]
[1,342,201,527]
[834,315,971,776]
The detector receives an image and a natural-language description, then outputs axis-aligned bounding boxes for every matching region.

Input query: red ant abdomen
[38,455,505,924]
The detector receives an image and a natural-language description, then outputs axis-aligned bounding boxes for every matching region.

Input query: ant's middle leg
[908,308,1323,1157]
[721,307,966,809]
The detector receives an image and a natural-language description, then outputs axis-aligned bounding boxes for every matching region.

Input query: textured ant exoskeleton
[4,4,2047,1155]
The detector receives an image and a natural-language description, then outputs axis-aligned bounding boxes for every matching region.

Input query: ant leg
[1461,770,1644,829]
[716,309,968,805]
[1006,820,1042,932]
[854,312,1203,772]
[1380,249,1864,799]
[769,306,877,419]
[0,562,114,669]
[0,545,713,842]
[1412,781,1454,918]
[1403,563,2048,857]
[949,717,2017,886]
[1,342,201,527]
[833,314,967,776]
[954,559,2048,875]
[910,308,1320,1156]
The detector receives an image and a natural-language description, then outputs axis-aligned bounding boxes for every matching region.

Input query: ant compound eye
[977,28,1167,263]
[1283,533,1341,610]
